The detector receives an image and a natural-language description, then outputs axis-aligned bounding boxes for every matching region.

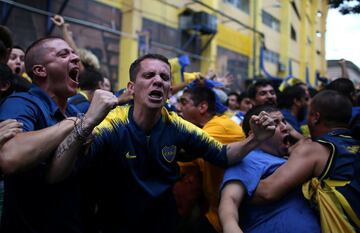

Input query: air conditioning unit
[179,11,217,35]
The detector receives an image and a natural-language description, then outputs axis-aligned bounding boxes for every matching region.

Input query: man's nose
[153,75,164,86]
[70,53,80,63]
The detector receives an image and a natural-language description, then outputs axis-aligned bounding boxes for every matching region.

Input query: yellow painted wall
[95,0,328,88]
[217,24,251,56]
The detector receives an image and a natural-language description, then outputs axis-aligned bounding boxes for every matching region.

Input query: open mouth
[14,67,21,74]
[149,90,163,100]
[283,135,297,146]
[69,68,79,83]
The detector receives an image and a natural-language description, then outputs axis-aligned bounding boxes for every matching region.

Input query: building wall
[327,65,360,85]
[3,0,121,88]
[2,0,328,90]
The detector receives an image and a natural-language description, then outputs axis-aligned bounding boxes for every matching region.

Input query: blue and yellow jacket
[82,105,227,229]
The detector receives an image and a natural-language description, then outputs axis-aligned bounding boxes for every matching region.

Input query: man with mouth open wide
[219,104,320,233]
[0,37,118,233]
[45,53,277,233]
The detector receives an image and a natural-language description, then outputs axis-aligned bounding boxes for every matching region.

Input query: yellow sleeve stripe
[94,105,130,135]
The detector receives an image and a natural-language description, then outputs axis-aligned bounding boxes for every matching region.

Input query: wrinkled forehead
[139,58,171,74]
[41,38,70,52]
[256,84,274,93]
[269,111,284,121]
[11,48,25,56]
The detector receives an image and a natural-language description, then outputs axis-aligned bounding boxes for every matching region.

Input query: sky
[326,8,360,68]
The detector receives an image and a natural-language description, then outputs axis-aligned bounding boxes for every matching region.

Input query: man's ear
[294,98,302,107]
[0,80,10,92]
[312,112,320,125]
[127,81,135,95]
[198,101,208,114]
[32,65,47,78]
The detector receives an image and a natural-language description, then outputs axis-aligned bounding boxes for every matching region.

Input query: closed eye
[57,49,70,58]
[160,73,170,81]
[143,72,155,79]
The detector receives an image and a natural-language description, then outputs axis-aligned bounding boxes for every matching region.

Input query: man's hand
[51,15,65,27]
[250,111,276,142]
[0,119,23,148]
[117,89,133,105]
[84,90,119,129]
[338,58,346,66]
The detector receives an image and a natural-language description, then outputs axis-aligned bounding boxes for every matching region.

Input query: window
[307,36,312,45]
[262,10,280,32]
[263,49,280,64]
[291,25,297,41]
[224,0,249,14]
[291,1,301,20]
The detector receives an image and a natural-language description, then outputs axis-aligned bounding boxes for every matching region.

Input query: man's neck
[132,105,162,134]
[312,125,348,138]
[40,82,68,114]
[50,94,68,114]
[199,113,216,128]
[290,105,299,119]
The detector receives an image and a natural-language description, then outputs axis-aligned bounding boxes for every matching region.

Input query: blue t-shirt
[0,85,82,233]
[68,92,90,113]
[221,149,320,233]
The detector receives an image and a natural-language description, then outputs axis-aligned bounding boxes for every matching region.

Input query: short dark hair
[0,63,14,98]
[325,78,355,104]
[247,79,275,99]
[238,91,250,102]
[226,92,240,106]
[0,26,13,49]
[0,26,13,63]
[183,85,216,114]
[129,53,170,82]
[312,90,352,127]
[12,45,25,52]
[25,36,64,79]
[242,104,279,137]
[278,85,307,109]
[78,67,104,91]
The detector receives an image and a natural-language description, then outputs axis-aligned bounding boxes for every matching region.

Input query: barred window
[224,0,249,14]
[262,10,280,32]
[263,49,280,64]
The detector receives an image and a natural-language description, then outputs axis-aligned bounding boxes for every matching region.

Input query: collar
[28,84,78,118]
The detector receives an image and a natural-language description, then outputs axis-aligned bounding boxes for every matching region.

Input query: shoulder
[289,138,330,176]
[291,138,329,155]
[163,107,203,133]
[204,115,245,143]
[94,105,130,135]
[0,92,40,118]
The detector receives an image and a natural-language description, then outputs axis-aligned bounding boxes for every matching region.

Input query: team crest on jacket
[162,145,177,163]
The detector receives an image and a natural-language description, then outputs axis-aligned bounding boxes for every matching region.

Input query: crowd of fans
[0,14,359,233]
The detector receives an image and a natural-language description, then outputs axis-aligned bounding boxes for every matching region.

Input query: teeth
[149,91,162,98]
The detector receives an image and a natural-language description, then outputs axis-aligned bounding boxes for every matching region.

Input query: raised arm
[0,118,75,174]
[251,139,329,204]
[51,15,78,52]
[226,111,275,165]
[338,59,349,79]
[219,181,246,233]
[46,90,119,183]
